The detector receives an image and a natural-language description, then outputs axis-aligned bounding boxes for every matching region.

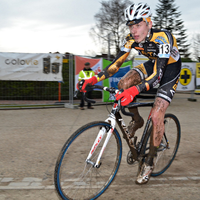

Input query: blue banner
[109,66,131,89]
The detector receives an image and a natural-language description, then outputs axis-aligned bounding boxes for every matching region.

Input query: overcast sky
[0,0,199,56]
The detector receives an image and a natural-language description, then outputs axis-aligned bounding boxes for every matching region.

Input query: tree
[192,34,200,62]
[153,0,190,59]
[90,0,132,58]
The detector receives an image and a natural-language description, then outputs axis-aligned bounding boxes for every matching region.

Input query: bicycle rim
[54,121,122,200]
[144,114,181,177]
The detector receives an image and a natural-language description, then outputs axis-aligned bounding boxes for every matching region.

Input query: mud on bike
[54,85,181,200]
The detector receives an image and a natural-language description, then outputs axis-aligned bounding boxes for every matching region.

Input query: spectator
[78,62,95,110]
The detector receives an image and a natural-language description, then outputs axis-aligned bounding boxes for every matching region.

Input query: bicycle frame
[86,101,154,168]
[116,105,153,159]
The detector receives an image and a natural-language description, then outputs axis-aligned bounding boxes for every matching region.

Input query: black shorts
[133,59,181,103]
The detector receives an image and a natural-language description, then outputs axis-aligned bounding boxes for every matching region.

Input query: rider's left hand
[76,76,98,93]
[115,86,139,106]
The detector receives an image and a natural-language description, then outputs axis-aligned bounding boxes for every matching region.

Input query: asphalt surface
[0,93,200,200]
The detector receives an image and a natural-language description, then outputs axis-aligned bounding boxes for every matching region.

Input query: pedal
[126,150,138,165]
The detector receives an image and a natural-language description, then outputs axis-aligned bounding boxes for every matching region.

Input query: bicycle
[54,85,181,200]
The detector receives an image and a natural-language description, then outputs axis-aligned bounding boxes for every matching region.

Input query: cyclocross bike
[54,85,181,200]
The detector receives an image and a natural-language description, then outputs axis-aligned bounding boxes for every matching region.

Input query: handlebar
[74,85,134,117]
[121,106,134,117]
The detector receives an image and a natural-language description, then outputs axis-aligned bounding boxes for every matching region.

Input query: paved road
[0,93,200,200]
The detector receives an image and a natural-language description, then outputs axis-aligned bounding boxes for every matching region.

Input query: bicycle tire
[142,113,181,177]
[54,121,122,200]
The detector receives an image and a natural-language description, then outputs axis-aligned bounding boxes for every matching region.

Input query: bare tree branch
[90,0,132,57]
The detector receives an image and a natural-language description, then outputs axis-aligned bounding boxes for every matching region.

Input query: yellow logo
[196,63,200,78]
[179,68,192,86]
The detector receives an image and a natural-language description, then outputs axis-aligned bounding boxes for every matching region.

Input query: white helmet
[124,2,152,26]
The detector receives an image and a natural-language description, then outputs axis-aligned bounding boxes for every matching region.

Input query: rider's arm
[97,51,130,82]
[136,57,168,92]
[96,33,134,82]
[77,34,133,92]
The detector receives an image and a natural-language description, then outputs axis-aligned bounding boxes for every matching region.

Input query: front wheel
[143,113,181,177]
[54,121,122,200]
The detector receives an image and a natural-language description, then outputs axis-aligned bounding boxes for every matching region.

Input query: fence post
[58,82,61,102]
[64,54,78,109]
[188,90,197,102]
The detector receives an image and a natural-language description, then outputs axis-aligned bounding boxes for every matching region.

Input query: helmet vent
[137,5,142,10]
[134,11,139,17]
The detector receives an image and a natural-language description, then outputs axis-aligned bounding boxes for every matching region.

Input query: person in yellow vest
[78,62,95,110]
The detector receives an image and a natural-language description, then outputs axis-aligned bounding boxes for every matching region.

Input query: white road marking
[0,176,199,190]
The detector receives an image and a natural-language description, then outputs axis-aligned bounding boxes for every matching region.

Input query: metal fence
[0,56,71,106]
[0,80,68,101]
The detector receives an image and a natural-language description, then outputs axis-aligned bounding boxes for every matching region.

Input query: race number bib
[158,44,170,58]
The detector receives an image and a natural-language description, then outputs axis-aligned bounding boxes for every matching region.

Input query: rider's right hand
[76,76,98,93]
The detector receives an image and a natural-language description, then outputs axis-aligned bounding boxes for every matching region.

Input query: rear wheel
[143,113,181,176]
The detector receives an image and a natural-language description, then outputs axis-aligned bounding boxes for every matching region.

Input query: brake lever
[74,90,79,98]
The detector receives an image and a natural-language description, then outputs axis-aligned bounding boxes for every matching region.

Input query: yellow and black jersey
[97,28,181,93]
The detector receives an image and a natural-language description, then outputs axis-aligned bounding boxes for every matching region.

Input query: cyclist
[77,2,181,184]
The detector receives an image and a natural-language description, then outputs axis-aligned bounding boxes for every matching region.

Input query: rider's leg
[127,106,144,138]
[150,97,169,149]
[118,69,144,138]
[136,97,169,184]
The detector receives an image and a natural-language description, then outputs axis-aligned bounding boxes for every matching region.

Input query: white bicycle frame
[86,108,118,168]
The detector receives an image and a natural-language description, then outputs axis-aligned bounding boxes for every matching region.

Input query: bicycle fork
[86,114,116,168]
